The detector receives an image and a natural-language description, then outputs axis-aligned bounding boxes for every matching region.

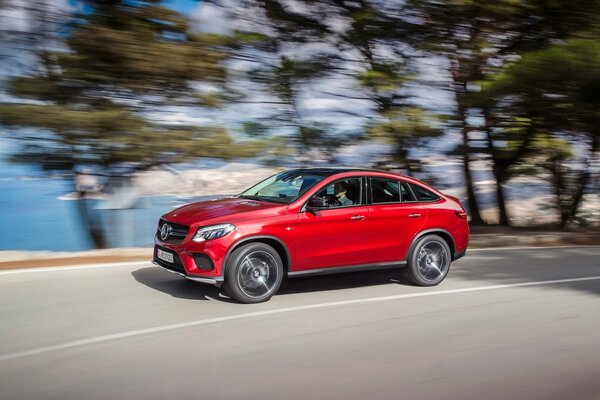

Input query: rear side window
[370,178,400,203]
[409,183,439,202]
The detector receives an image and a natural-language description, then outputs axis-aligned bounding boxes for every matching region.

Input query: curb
[1,233,598,270]
[469,232,600,248]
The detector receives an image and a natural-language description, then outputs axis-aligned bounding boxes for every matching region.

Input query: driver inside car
[334,181,354,206]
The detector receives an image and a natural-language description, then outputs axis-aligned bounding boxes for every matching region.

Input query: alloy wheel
[417,241,449,282]
[237,250,280,298]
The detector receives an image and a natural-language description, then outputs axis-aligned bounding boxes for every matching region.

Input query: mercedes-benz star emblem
[160,223,172,241]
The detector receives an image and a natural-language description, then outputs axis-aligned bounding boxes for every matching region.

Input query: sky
[161,0,200,14]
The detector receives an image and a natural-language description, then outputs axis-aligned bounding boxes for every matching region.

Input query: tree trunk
[562,134,599,227]
[73,173,107,249]
[483,109,510,225]
[494,176,510,226]
[455,90,485,225]
[460,128,485,224]
[549,159,568,227]
[559,209,571,229]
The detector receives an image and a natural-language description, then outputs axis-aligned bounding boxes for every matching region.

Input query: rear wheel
[224,242,283,304]
[403,234,451,286]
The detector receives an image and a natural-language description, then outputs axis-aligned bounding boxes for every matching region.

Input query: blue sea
[0,161,193,251]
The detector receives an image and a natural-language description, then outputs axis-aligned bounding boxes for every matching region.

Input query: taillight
[455,210,467,219]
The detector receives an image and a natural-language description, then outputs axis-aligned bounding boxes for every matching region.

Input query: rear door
[296,177,368,270]
[366,177,427,263]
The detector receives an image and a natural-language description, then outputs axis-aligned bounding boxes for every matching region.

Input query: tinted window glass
[400,182,416,202]
[370,178,400,204]
[240,172,325,204]
[315,178,362,208]
[409,183,439,201]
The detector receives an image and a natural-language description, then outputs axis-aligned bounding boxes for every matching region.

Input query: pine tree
[0,0,259,247]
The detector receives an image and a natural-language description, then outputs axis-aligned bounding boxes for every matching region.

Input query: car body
[153,168,469,303]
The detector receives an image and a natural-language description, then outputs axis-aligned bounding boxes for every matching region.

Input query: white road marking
[0,261,150,275]
[466,245,598,252]
[0,245,597,275]
[1,275,599,362]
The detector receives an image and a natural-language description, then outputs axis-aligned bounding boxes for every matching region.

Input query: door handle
[350,215,365,220]
[408,213,421,218]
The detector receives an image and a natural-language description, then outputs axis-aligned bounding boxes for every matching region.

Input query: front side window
[314,177,362,208]
[370,178,400,204]
[240,171,325,204]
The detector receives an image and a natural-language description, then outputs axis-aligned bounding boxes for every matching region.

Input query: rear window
[409,183,439,202]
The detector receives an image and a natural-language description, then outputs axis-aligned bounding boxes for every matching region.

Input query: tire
[403,234,451,286]
[223,242,283,304]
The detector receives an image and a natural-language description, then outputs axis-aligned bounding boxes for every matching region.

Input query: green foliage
[513,134,589,226]
[219,0,430,164]
[368,108,441,142]
[0,0,258,176]
[55,3,228,95]
[258,0,331,42]
[482,38,600,173]
[408,0,600,225]
[0,0,264,247]
[246,54,338,157]
[356,63,411,93]
[3,0,600,229]
[250,55,334,106]
[481,36,600,226]
[484,39,600,130]
[368,108,442,170]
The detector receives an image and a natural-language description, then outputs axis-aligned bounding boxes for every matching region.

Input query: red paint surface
[154,170,469,278]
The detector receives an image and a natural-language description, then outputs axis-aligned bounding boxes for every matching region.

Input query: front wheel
[224,243,283,304]
[403,234,451,286]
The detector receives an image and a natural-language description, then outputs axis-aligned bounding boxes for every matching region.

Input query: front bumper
[152,260,223,285]
[152,237,228,283]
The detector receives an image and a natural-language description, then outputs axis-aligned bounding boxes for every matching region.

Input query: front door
[296,177,367,271]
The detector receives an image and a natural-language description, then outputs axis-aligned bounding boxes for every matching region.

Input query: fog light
[192,254,214,271]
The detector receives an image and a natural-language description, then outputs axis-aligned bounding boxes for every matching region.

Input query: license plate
[157,249,174,263]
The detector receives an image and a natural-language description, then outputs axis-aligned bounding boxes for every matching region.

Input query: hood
[162,196,285,226]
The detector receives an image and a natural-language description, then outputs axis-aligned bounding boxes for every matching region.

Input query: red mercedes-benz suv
[153,168,469,303]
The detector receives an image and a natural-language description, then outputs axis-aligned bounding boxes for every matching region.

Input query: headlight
[192,224,235,242]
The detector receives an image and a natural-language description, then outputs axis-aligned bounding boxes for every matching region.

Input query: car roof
[283,167,438,191]
[284,167,390,177]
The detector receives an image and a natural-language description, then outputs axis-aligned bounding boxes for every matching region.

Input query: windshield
[240,171,325,204]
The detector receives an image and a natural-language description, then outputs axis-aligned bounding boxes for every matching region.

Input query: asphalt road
[1,246,599,400]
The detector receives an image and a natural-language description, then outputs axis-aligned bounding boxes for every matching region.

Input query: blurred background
[0,0,598,251]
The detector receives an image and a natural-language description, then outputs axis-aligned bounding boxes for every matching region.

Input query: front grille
[157,218,189,244]
[154,245,185,274]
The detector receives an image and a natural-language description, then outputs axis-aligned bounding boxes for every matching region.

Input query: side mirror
[306,196,330,211]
